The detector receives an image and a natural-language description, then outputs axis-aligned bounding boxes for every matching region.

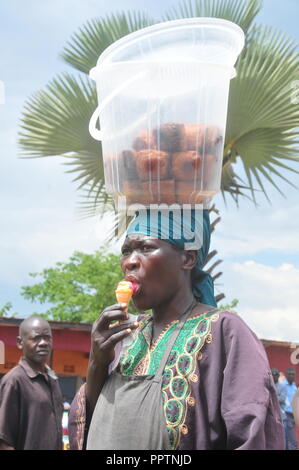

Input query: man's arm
[0,378,19,450]
[277,383,287,408]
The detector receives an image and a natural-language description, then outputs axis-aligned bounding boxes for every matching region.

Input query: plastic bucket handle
[89,70,146,141]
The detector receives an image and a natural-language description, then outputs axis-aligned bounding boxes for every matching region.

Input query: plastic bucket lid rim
[95,17,245,69]
[89,61,236,81]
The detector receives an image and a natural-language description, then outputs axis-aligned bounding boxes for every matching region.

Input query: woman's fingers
[96,304,129,329]
[107,320,139,335]
[99,327,135,351]
[90,305,139,365]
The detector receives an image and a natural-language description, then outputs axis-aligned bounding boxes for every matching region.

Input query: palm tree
[18,0,299,302]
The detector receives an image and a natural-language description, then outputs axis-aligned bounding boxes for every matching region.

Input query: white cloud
[222,260,299,342]
[0,204,117,284]
[211,198,299,257]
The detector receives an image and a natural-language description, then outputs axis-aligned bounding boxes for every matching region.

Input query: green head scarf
[127,208,216,307]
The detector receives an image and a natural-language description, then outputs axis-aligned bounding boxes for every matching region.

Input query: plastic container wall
[89,18,245,206]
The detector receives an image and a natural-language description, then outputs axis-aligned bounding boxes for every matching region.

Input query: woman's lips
[126,278,141,295]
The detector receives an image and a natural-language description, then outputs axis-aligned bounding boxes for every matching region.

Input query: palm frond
[62,151,103,190]
[61,11,155,74]
[203,207,225,301]
[220,161,257,205]
[225,24,299,201]
[232,128,299,201]
[163,0,262,33]
[227,28,299,140]
[19,73,99,158]
[75,183,114,220]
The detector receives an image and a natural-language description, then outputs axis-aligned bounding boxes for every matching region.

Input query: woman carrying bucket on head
[68,18,285,450]
[69,208,284,450]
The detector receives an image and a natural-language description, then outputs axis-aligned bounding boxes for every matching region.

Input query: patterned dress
[69,310,285,450]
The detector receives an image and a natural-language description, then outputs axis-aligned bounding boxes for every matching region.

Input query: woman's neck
[149,289,195,345]
[152,288,195,328]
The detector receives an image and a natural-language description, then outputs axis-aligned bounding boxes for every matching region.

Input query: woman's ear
[181,250,198,271]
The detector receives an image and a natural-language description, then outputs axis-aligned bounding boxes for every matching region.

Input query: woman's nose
[122,252,141,272]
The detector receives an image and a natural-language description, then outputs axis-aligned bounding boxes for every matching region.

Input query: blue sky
[0,0,299,341]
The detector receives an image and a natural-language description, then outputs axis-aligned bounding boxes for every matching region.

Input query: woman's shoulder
[209,309,268,358]
[208,307,250,325]
[195,307,244,327]
[210,308,259,337]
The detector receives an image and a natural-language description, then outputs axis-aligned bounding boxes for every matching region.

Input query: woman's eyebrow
[122,238,144,248]
[122,237,158,251]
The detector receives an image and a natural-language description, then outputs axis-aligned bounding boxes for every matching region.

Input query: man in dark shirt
[0,315,63,450]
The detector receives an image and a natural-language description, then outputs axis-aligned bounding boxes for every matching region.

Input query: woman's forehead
[123,234,158,244]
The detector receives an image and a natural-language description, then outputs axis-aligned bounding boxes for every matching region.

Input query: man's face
[271,369,279,384]
[17,319,52,365]
[120,235,188,311]
[286,369,296,384]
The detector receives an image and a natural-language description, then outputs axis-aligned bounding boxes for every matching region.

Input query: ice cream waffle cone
[115,281,134,312]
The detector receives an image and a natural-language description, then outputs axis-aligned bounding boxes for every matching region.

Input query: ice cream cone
[115,281,134,312]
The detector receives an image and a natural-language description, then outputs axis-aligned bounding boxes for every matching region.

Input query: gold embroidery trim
[181,424,188,435]
[206,333,212,344]
[187,396,195,406]
[211,313,220,322]
[190,373,199,383]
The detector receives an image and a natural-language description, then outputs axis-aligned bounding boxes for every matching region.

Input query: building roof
[1,316,299,349]
[0,316,92,331]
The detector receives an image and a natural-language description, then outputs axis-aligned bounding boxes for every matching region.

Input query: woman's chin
[133,296,153,313]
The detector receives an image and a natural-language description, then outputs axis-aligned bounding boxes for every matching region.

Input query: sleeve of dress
[0,377,19,448]
[219,313,285,450]
[68,383,88,450]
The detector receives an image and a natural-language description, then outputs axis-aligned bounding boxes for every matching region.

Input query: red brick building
[1,316,299,400]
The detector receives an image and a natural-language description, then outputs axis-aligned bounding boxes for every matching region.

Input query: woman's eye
[121,249,130,256]
[141,244,155,252]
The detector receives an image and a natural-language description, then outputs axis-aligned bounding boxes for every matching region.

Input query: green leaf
[19,73,99,157]
[61,11,156,74]
[20,250,131,322]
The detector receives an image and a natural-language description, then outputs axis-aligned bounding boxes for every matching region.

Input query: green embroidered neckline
[118,308,221,449]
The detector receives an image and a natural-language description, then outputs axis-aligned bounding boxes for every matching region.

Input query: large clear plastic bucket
[89,18,245,206]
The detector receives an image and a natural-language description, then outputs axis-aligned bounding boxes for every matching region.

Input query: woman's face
[120,234,187,311]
